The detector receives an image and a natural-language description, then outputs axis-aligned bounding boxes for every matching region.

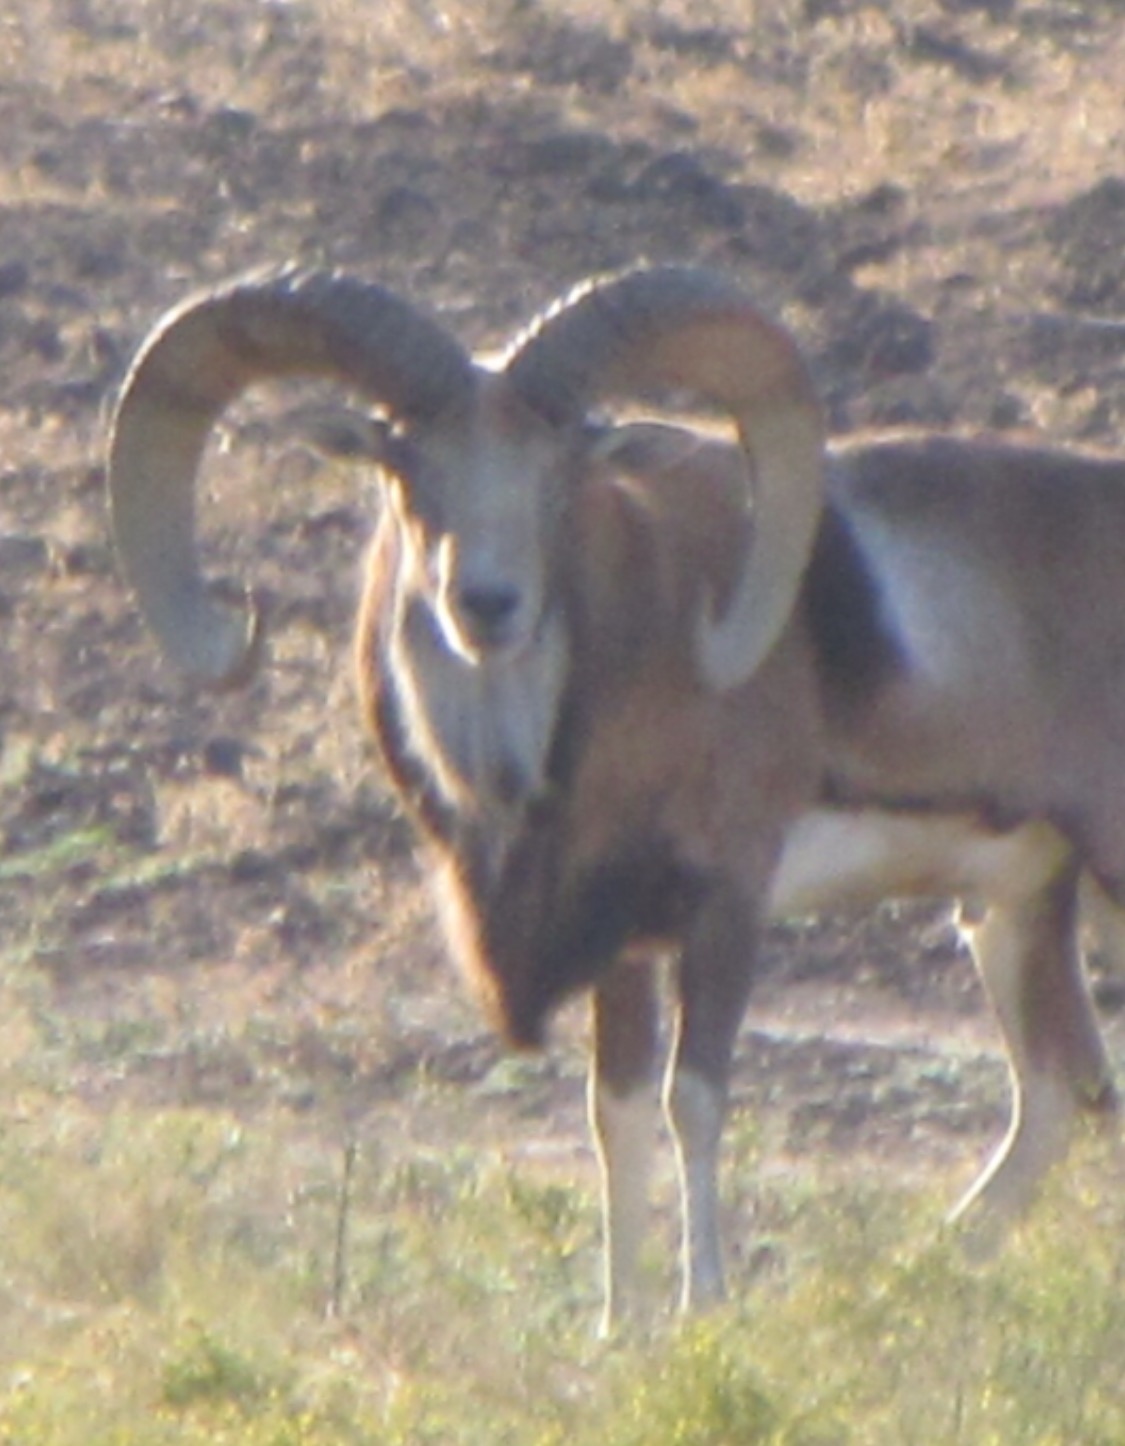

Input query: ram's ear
[590,420,709,477]
[300,406,392,462]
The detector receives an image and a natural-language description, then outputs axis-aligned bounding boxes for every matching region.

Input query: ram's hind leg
[590,955,662,1336]
[951,865,1118,1255]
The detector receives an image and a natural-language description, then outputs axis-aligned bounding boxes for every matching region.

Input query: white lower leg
[665,1064,727,1311]
[590,1078,656,1334]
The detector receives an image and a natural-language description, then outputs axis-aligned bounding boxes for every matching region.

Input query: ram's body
[816,436,1125,865]
[108,265,1121,1332]
[354,419,1122,1317]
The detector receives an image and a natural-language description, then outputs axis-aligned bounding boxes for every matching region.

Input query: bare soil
[4,0,1125,1222]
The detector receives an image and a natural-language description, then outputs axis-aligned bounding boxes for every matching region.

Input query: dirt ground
[4,0,1125,1218]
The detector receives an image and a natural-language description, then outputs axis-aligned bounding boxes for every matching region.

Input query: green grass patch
[0,1093,1117,1444]
[0,825,119,884]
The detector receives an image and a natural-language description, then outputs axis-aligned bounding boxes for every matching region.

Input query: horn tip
[158,585,265,693]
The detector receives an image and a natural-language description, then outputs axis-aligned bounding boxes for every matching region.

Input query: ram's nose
[458,584,523,645]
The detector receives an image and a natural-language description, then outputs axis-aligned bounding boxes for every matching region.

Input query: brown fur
[356,425,1125,1054]
[823,434,1125,893]
[350,419,1125,1324]
[356,430,822,1046]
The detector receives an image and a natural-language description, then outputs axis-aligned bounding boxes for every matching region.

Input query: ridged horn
[108,266,473,687]
[505,265,825,690]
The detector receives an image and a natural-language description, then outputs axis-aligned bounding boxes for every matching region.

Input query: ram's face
[380,375,573,665]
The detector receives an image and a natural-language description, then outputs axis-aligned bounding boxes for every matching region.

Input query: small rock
[202,737,246,780]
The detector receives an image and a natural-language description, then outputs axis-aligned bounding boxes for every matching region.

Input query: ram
[108,264,1123,1331]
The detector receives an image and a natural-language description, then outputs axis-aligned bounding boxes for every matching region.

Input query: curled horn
[505,266,825,689]
[108,266,474,687]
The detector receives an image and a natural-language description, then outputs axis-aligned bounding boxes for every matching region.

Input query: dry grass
[0,1057,1120,1442]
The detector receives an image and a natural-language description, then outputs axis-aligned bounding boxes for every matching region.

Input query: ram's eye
[380,434,443,525]
[378,431,415,478]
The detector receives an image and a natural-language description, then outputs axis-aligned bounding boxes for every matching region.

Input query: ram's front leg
[664,883,759,1312]
[589,955,662,1336]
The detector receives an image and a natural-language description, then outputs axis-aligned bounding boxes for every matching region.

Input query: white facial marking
[391,594,568,818]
